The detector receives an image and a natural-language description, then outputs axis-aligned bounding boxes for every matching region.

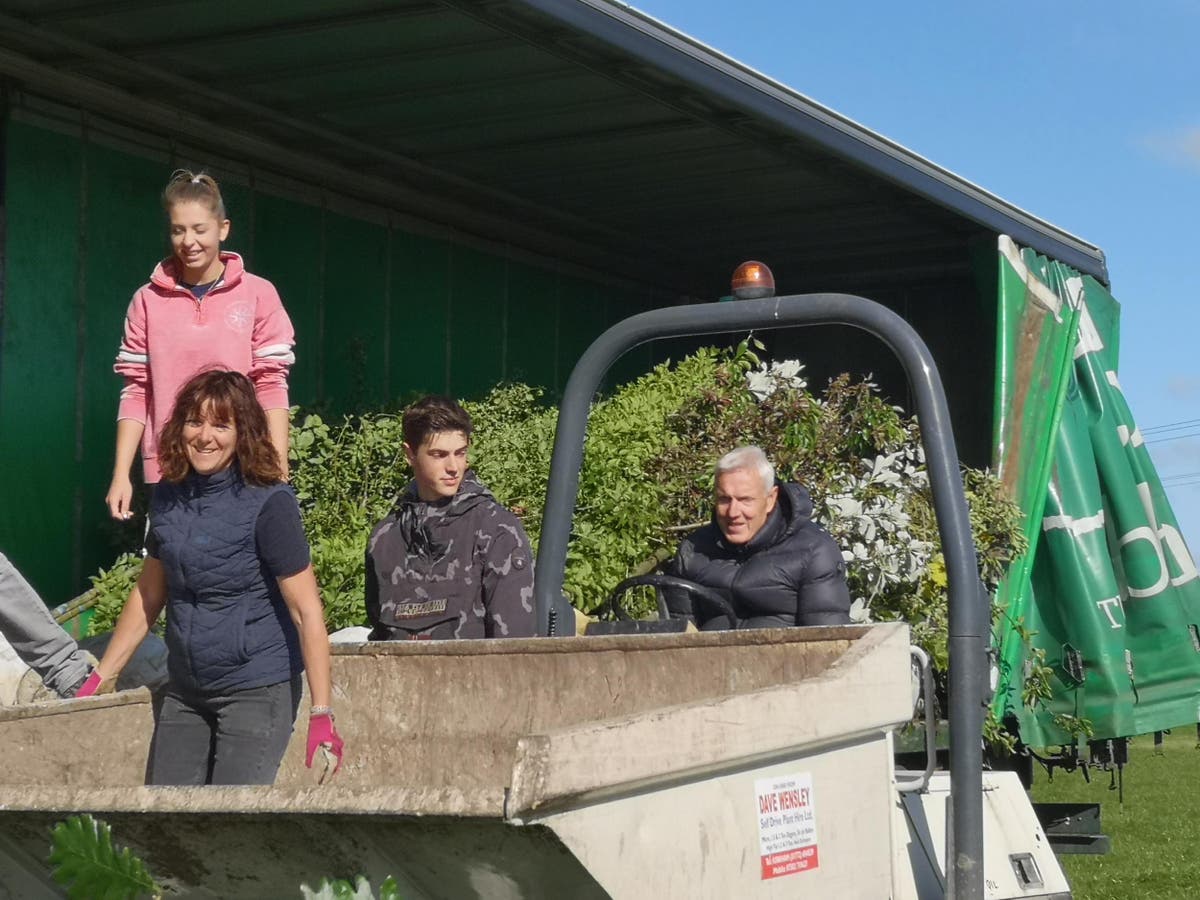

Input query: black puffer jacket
[666,483,851,629]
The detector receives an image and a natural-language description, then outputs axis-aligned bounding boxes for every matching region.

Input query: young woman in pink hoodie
[106,170,296,519]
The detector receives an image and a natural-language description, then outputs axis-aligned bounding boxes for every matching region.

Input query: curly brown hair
[158,369,283,485]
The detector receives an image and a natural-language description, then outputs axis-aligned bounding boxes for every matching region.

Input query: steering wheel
[606,574,738,626]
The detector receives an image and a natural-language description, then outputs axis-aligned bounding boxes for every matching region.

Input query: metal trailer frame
[533,292,991,899]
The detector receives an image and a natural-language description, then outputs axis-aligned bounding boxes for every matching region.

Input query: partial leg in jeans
[148,676,302,785]
[146,686,219,785]
[0,551,92,697]
[208,675,303,785]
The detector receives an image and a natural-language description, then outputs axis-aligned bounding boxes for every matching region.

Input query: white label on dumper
[754,772,819,879]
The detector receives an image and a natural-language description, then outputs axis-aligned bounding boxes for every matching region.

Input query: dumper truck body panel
[893,772,1072,899]
[0,625,922,897]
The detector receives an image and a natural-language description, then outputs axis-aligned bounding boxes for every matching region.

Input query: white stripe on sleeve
[253,343,296,365]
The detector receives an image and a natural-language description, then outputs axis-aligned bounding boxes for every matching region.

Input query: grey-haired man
[666,446,851,629]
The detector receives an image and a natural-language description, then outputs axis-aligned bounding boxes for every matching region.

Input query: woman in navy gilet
[81,369,343,785]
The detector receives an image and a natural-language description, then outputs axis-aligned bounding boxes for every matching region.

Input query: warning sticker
[755,772,819,879]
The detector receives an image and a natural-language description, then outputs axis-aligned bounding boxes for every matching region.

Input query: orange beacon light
[730,260,775,300]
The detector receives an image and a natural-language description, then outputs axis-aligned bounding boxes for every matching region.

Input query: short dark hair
[158,369,283,485]
[402,395,472,449]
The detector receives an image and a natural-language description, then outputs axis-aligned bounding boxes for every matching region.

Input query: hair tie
[191,175,202,184]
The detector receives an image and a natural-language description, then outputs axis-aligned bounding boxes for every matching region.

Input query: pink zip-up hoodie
[114,251,295,483]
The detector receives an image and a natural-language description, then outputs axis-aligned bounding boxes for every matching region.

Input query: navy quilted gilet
[150,467,302,693]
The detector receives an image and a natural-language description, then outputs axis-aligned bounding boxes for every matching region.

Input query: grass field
[1030,728,1200,899]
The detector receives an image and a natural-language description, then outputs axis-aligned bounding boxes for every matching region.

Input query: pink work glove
[74,671,104,698]
[305,712,344,775]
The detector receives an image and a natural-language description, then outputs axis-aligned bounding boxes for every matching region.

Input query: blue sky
[633,0,1200,554]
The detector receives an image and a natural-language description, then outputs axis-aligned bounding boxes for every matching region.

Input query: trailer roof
[0,0,1107,292]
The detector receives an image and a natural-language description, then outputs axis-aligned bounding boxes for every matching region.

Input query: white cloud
[1141,127,1200,170]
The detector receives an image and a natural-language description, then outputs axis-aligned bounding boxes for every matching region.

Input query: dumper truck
[0,290,1069,899]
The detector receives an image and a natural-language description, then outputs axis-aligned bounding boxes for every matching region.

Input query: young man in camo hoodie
[365,396,536,640]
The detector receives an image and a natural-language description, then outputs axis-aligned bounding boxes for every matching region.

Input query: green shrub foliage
[84,341,1026,723]
[289,341,1023,643]
[288,411,410,630]
[87,553,145,636]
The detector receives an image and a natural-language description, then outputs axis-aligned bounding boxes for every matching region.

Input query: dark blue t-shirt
[179,274,224,300]
[148,490,309,578]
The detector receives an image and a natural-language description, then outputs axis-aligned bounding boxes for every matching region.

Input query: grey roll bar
[533,293,989,900]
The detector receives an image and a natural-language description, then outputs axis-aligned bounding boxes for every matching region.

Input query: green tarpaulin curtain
[991,236,1200,746]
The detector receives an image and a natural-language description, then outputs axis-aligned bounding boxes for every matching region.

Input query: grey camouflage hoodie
[365,470,536,639]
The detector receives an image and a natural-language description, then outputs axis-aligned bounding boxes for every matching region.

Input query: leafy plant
[49,814,162,900]
[81,340,1040,753]
[1051,713,1094,741]
[86,552,145,636]
[288,411,410,630]
[284,348,742,625]
[46,813,403,899]
[300,876,401,899]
